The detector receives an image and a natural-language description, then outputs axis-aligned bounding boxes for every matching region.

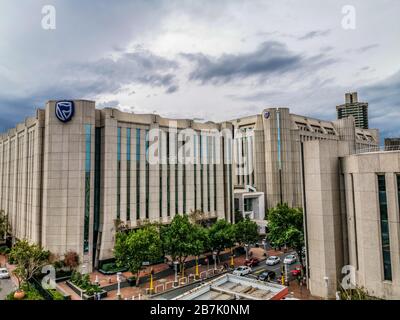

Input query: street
[0,278,16,300]
[245,252,302,283]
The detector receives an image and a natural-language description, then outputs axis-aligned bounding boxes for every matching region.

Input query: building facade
[304,141,400,300]
[0,100,234,269]
[336,92,369,129]
[385,138,400,150]
[230,108,378,213]
[0,98,383,288]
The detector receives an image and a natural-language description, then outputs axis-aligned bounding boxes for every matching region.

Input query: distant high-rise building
[385,138,400,150]
[336,92,369,129]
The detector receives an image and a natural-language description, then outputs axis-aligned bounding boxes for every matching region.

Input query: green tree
[339,284,380,300]
[161,214,207,273]
[235,216,259,245]
[208,219,236,263]
[9,240,50,289]
[114,225,162,285]
[0,210,10,241]
[267,203,304,268]
[235,217,259,258]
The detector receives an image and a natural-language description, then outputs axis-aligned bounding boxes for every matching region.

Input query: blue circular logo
[264,111,270,119]
[55,101,75,122]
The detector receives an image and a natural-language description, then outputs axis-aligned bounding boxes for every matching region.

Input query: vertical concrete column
[42,100,96,268]
[304,140,348,299]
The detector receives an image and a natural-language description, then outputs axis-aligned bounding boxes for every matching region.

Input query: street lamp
[195,256,199,279]
[173,261,179,287]
[116,272,122,300]
[205,258,209,271]
[284,262,289,286]
[230,248,235,269]
[262,238,268,258]
[81,264,87,275]
[212,251,217,270]
[244,244,249,261]
[324,276,329,299]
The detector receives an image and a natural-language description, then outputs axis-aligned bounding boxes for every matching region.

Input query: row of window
[116,127,230,220]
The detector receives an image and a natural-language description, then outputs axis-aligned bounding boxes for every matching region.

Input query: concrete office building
[2,95,396,300]
[230,108,379,214]
[0,100,234,269]
[385,138,400,151]
[336,92,369,129]
[304,141,400,300]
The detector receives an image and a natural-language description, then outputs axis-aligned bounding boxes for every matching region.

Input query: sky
[0,0,399,139]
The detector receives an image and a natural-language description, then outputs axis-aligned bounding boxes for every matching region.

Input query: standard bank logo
[55,101,75,122]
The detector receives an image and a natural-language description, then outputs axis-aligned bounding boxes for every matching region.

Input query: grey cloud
[74,49,179,91]
[183,41,337,84]
[97,100,120,109]
[298,29,331,40]
[362,70,400,138]
[165,85,179,94]
[355,44,380,53]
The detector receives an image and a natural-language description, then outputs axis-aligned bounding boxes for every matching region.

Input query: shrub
[70,271,101,296]
[49,289,66,300]
[6,283,45,300]
[0,246,10,255]
[64,251,80,271]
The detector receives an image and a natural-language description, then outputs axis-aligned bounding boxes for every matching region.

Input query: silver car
[266,256,281,266]
[0,268,10,279]
[283,254,297,265]
[232,266,252,276]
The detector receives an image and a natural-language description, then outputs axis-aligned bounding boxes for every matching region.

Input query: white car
[283,254,297,265]
[0,268,10,279]
[232,266,252,276]
[266,256,281,266]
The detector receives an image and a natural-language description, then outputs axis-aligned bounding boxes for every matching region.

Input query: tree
[267,204,304,269]
[339,284,379,300]
[9,240,50,289]
[63,250,80,271]
[161,214,207,273]
[0,210,10,241]
[188,209,208,226]
[114,225,162,285]
[234,209,244,224]
[208,219,236,263]
[235,217,259,257]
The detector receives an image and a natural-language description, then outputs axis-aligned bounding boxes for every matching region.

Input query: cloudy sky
[1,0,399,140]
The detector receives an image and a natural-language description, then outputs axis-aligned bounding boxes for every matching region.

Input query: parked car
[258,271,276,282]
[291,267,302,277]
[283,254,297,265]
[0,268,10,279]
[245,258,260,267]
[266,256,281,266]
[232,266,252,276]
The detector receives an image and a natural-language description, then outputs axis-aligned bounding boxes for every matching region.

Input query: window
[182,133,186,214]
[207,135,210,212]
[117,127,121,219]
[377,175,392,281]
[213,136,217,212]
[167,131,170,216]
[93,127,101,261]
[194,134,197,210]
[397,175,400,218]
[244,198,253,212]
[126,128,131,221]
[145,129,150,219]
[175,131,179,215]
[83,124,91,253]
[136,128,140,220]
[159,130,163,218]
[200,134,204,212]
